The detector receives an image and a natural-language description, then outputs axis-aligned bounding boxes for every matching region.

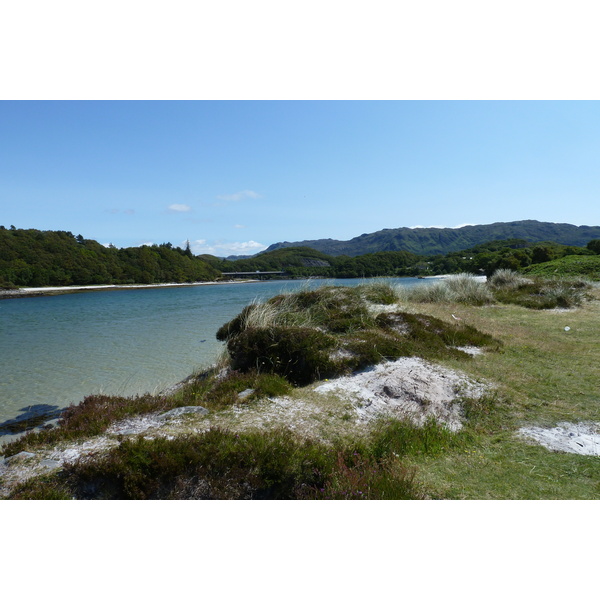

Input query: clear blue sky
[1,101,599,256]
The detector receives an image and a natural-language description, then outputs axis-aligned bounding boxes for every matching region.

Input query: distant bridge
[222,271,287,280]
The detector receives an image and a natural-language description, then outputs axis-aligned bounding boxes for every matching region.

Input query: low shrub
[2,392,184,455]
[204,370,293,409]
[10,422,466,499]
[227,326,338,386]
[376,311,500,354]
[307,452,423,500]
[6,428,340,499]
[221,292,503,385]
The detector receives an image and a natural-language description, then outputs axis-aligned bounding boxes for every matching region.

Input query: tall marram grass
[488,269,532,289]
[488,269,592,309]
[397,274,494,306]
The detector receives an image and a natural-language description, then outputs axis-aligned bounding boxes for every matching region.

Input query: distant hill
[264,220,600,257]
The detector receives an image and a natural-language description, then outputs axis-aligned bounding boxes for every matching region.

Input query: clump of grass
[539,283,588,307]
[218,286,375,341]
[488,269,532,289]
[358,280,400,305]
[491,278,591,309]
[397,281,454,304]
[398,274,494,306]
[377,311,499,349]
[367,418,472,459]
[460,392,515,434]
[486,269,593,309]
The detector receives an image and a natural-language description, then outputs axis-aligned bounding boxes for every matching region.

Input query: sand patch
[519,422,600,456]
[315,357,490,431]
[0,437,119,497]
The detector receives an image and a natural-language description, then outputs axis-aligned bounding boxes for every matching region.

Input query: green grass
[391,291,600,499]
[409,437,600,499]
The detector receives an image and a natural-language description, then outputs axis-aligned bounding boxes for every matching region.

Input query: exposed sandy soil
[315,357,490,432]
[519,422,600,456]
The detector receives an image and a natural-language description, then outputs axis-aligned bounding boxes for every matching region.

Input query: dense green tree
[587,239,600,254]
[0,228,220,287]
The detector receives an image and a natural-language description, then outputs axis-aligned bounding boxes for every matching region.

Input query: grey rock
[157,406,209,421]
[238,389,254,399]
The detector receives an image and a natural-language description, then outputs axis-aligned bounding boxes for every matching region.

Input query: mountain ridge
[263,220,600,257]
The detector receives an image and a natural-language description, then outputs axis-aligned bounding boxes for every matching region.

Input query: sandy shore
[0,279,262,299]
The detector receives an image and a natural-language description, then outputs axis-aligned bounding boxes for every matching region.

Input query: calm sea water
[0,277,432,441]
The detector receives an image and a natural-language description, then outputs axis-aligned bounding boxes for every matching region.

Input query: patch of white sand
[315,357,490,431]
[454,346,484,356]
[519,422,600,456]
[0,437,119,497]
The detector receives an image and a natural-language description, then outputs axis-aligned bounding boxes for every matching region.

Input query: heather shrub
[226,326,338,386]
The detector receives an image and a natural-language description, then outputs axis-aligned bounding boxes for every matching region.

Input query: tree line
[2,226,599,288]
[213,239,600,279]
[0,227,219,287]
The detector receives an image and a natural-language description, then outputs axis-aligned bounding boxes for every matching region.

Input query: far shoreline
[0,279,265,300]
[0,274,467,301]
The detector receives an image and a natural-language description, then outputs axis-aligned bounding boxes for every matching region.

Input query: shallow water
[0,277,431,442]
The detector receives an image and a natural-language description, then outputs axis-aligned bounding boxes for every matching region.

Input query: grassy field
[2,276,599,499]
[402,292,600,499]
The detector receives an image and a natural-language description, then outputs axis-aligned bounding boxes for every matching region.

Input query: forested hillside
[265,220,600,256]
[0,227,220,287]
[2,227,599,288]
[214,239,599,279]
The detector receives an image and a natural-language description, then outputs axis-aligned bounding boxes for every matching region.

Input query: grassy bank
[2,275,599,499]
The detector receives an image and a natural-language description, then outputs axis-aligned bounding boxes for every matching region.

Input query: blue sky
[2,101,599,256]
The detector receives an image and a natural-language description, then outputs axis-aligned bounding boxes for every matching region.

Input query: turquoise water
[0,278,432,439]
